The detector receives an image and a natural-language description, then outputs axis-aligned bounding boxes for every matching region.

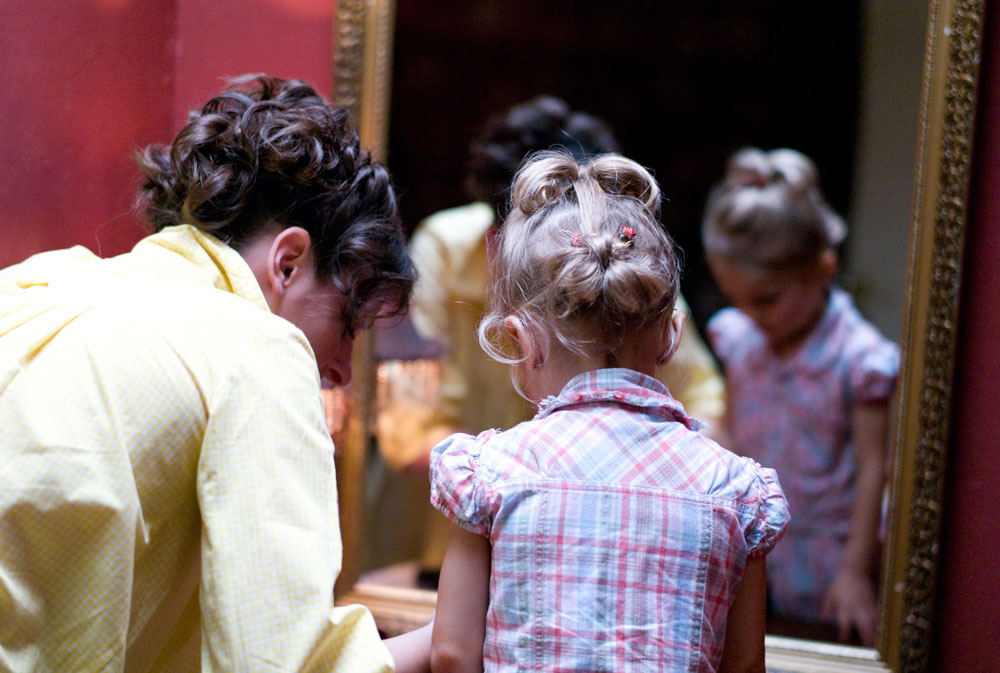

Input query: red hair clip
[571,232,585,247]
[738,173,769,189]
[618,225,636,245]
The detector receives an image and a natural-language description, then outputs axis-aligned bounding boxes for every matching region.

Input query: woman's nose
[323,360,352,387]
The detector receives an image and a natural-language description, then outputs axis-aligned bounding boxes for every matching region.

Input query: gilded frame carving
[331,1,986,670]
[331,0,396,598]
[883,0,983,669]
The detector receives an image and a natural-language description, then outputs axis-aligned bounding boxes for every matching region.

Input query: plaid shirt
[708,287,898,622]
[431,368,788,673]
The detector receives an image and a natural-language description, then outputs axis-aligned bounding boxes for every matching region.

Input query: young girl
[429,150,789,673]
[702,147,899,645]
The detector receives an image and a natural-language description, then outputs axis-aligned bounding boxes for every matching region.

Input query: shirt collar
[132,225,270,312]
[796,287,848,372]
[535,367,705,431]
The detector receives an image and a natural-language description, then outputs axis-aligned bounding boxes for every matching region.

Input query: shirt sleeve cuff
[302,603,396,673]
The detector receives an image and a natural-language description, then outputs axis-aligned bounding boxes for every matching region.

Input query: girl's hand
[822,399,889,646]
[821,568,877,645]
[383,621,434,673]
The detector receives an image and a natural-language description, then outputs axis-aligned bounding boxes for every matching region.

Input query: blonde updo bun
[479,150,680,372]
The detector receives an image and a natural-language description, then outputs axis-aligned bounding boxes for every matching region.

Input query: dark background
[386,0,861,331]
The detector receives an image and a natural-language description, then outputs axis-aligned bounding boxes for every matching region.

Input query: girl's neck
[523,354,597,402]
[523,327,663,402]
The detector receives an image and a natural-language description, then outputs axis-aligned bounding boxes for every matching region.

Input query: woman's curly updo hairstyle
[479,150,680,373]
[136,73,414,327]
[701,147,846,271]
[465,95,620,219]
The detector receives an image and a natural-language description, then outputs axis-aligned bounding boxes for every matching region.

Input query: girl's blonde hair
[701,147,846,270]
[479,150,680,378]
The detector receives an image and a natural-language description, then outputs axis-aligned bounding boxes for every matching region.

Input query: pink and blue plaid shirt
[708,287,898,623]
[430,368,788,673]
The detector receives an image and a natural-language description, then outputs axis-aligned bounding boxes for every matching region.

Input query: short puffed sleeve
[706,308,755,367]
[740,462,790,558]
[849,337,900,404]
[429,431,494,536]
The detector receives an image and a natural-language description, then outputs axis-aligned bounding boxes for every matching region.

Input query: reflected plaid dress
[431,368,788,673]
[708,287,898,622]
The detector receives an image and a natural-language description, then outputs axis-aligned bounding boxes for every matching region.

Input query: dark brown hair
[136,74,414,328]
[465,95,620,218]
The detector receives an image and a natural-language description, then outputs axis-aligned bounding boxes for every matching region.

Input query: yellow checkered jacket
[0,225,392,673]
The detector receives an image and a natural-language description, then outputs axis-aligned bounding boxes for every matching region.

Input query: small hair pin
[618,225,636,246]
[571,232,585,247]
[738,173,769,189]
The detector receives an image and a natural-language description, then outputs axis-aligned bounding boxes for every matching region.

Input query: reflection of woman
[0,75,430,672]
[703,147,899,645]
[377,95,727,580]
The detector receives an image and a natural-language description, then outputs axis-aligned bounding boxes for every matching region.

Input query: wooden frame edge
[881,0,984,670]
[332,3,987,670]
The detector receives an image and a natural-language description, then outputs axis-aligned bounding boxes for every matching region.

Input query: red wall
[932,0,1000,670]
[172,0,335,130]
[0,0,176,265]
[0,0,334,267]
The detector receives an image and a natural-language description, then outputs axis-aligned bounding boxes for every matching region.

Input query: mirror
[332,0,984,670]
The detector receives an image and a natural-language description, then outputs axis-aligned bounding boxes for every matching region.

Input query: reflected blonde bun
[702,147,845,269]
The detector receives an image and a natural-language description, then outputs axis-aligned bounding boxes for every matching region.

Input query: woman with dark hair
[463,94,622,220]
[136,73,415,358]
[0,75,429,672]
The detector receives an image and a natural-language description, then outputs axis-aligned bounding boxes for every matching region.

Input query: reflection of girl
[702,147,899,645]
[430,150,789,672]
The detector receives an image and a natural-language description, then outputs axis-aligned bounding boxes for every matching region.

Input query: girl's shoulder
[823,289,901,381]
[663,429,790,554]
[739,456,790,557]
[428,429,504,536]
[843,299,898,355]
[707,305,752,334]
[700,435,791,549]
[430,424,539,485]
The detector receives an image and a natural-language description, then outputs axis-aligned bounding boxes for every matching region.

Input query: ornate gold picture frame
[331,1,985,670]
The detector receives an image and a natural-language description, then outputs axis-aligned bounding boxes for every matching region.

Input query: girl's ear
[657,310,687,365]
[503,315,540,368]
[817,248,839,284]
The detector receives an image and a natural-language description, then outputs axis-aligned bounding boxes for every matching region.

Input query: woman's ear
[266,227,312,297]
[657,310,687,365]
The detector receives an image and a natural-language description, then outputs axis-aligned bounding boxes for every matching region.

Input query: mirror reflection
[356,0,927,648]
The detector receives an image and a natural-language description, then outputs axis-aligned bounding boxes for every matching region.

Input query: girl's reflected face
[708,253,833,356]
